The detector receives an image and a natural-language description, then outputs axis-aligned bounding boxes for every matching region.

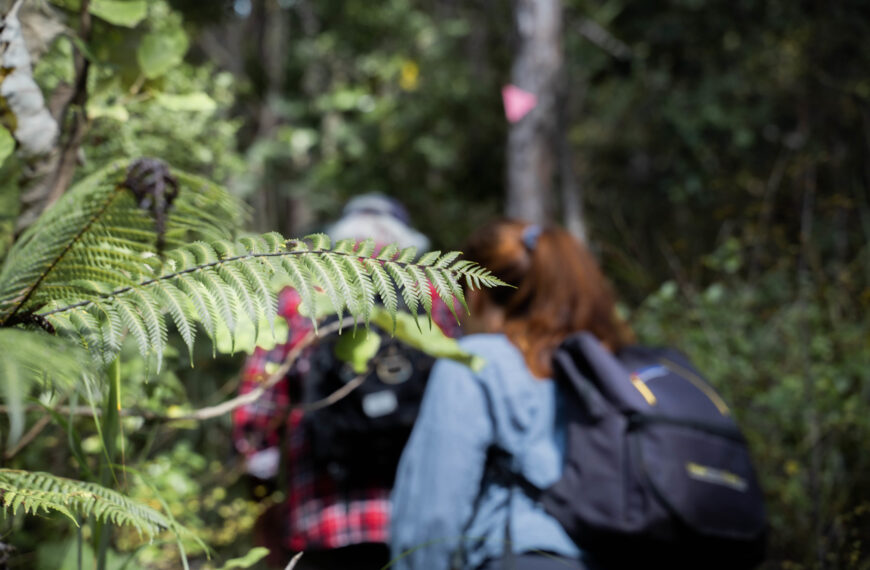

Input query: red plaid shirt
[232,287,460,551]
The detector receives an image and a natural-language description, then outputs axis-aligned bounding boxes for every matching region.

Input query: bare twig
[285,551,304,570]
[4,411,51,460]
[577,18,631,60]
[0,317,362,425]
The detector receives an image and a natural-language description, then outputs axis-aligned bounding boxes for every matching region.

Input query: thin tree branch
[285,552,304,570]
[0,317,359,424]
[4,411,52,460]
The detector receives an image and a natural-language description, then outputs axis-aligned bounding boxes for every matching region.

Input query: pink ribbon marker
[502,84,538,123]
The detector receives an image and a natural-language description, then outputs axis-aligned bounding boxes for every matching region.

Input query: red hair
[463,219,634,377]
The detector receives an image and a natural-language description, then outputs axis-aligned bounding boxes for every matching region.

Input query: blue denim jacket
[390,334,581,569]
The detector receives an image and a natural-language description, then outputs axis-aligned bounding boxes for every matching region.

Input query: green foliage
[231,0,506,242]
[0,469,177,539]
[33,0,244,184]
[0,328,93,446]
[38,231,502,369]
[0,150,502,565]
[0,161,240,321]
[633,267,870,569]
[89,0,148,28]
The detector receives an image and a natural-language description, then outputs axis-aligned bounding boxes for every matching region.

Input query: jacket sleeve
[390,355,494,570]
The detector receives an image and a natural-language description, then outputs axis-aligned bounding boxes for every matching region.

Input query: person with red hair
[390,219,633,570]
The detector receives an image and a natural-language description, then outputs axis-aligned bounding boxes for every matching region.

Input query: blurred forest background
[0,0,868,568]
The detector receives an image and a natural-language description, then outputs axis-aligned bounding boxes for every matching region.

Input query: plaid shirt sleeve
[232,288,313,457]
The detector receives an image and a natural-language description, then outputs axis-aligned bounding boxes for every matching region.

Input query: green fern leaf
[0,160,240,322]
[385,262,422,322]
[153,282,197,360]
[356,238,376,259]
[304,254,345,321]
[416,250,441,266]
[376,243,399,260]
[0,469,179,539]
[425,267,460,324]
[395,246,418,263]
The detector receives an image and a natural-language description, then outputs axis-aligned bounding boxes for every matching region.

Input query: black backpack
[297,321,435,487]
[540,332,768,569]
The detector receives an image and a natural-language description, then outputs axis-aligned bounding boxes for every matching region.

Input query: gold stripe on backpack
[630,373,657,406]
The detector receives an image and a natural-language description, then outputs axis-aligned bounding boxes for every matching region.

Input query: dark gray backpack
[541,332,768,569]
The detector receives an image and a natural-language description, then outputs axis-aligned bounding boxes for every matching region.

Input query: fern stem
[3,186,125,324]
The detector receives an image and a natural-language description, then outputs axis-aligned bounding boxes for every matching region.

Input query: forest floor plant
[0,157,503,568]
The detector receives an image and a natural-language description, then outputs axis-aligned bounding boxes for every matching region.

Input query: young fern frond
[0,469,178,540]
[33,235,506,367]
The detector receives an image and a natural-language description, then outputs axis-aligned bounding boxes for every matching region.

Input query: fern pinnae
[235,255,278,330]
[167,246,198,271]
[260,232,286,252]
[305,233,331,251]
[0,469,176,539]
[321,252,361,323]
[114,297,152,362]
[68,308,102,353]
[340,255,376,326]
[0,187,126,322]
[175,276,218,343]
[189,241,220,265]
[435,251,462,268]
[425,267,460,323]
[364,259,398,327]
[217,263,260,336]
[385,262,422,326]
[333,239,357,254]
[153,282,197,360]
[441,267,470,317]
[395,246,418,264]
[407,264,433,321]
[376,243,399,261]
[279,256,316,322]
[416,250,441,266]
[91,301,125,362]
[127,287,168,365]
[197,268,238,334]
[356,238,376,259]
[304,254,345,323]
[54,263,140,289]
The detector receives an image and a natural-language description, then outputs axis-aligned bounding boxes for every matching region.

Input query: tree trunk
[505,0,562,224]
[557,65,587,242]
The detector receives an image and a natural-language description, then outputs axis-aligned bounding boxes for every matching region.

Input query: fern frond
[0,159,241,323]
[32,237,506,368]
[0,469,178,539]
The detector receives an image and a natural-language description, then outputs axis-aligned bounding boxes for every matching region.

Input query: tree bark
[505,0,562,224]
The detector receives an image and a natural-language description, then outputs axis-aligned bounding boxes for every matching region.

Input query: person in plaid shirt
[232,195,460,569]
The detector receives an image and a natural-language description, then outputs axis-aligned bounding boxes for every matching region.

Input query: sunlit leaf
[89,0,148,28]
[137,26,189,79]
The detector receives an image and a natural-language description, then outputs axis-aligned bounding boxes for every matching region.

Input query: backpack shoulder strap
[554,332,652,415]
